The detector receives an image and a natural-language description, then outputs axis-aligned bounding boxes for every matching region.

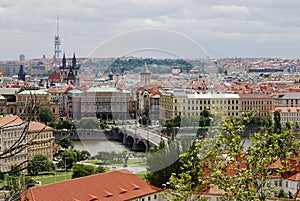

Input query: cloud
[0,0,300,59]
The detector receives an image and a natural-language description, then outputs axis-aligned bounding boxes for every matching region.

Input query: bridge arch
[117,132,125,142]
[125,135,135,147]
[134,140,148,152]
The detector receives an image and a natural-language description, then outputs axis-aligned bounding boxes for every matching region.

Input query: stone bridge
[110,126,168,152]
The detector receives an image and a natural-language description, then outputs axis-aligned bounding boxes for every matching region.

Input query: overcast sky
[1,0,300,60]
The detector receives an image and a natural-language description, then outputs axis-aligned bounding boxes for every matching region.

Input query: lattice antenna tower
[54,15,61,59]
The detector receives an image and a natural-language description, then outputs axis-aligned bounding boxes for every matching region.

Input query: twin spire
[62,52,76,68]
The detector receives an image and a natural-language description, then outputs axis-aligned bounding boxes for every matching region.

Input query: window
[286,181,288,188]
[154,194,157,199]
[274,180,278,186]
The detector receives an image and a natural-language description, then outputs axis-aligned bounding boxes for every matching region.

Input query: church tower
[59,53,80,86]
[140,62,151,86]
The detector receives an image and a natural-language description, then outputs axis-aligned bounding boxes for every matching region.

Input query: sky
[1,0,300,60]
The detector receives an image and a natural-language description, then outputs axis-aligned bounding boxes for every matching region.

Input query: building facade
[68,86,131,121]
[274,92,300,108]
[16,90,59,121]
[0,115,27,172]
[27,121,55,161]
[160,89,240,119]
[239,94,274,117]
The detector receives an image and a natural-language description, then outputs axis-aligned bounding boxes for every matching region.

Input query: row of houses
[159,90,300,126]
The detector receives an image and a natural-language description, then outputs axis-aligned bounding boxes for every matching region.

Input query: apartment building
[239,94,274,117]
[270,107,300,127]
[0,115,27,172]
[160,89,239,119]
[15,90,59,121]
[274,92,300,107]
[48,88,71,117]
[68,86,131,121]
[0,115,55,171]
[27,121,55,161]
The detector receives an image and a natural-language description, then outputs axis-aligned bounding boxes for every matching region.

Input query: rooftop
[22,170,161,201]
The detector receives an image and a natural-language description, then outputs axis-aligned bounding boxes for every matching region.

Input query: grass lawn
[136,171,147,179]
[127,158,145,165]
[85,160,103,165]
[32,173,72,185]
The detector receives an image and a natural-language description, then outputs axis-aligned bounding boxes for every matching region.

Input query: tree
[72,164,95,179]
[28,154,54,175]
[63,120,74,129]
[95,166,106,174]
[278,188,287,198]
[58,136,74,150]
[74,150,91,161]
[167,116,299,200]
[57,151,77,170]
[39,108,54,124]
[139,116,151,127]
[145,135,192,188]
[273,110,282,134]
[199,107,211,127]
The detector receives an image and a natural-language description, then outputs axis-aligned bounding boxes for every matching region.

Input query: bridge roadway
[119,125,169,147]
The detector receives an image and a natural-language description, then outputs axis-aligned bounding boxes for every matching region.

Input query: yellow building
[0,115,27,172]
[160,89,240,119]
[27,121,55,161]
[239,94,274,117]
[16,90,59,121]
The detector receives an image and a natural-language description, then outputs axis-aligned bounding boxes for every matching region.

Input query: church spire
[72,53,76,68]
[62,52,66,67]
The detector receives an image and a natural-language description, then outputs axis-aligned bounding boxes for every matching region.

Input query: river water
[74,140,129,156]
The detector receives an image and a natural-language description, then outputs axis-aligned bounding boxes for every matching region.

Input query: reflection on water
[74,140,129,156]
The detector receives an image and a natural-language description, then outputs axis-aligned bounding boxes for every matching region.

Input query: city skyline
[1,0,300,60]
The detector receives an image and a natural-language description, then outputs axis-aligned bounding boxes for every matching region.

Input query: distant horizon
[1,55,300,62]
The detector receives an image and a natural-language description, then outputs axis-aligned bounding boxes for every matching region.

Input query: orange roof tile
[22,170,161,201]
[28,121,53,133]
[0,115,24,127]
[288,172,300,181]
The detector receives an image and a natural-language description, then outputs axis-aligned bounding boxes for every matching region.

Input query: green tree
[28,154,54,175]
[95,166,106,174]
[74,150,91,161]
[145,135,192,188]
[58,137,74,150]
[63,120,74,129]
[39,108,54,124]
[139,116,151,127]
[72,164,95,179]
[273,110,282,134]
[167,116,298,201]
[199,107,211,127]
[57,151,77,170]
[277,188,287,198]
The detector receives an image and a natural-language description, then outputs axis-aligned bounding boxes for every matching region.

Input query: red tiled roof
[268,158,284,169]
[48,73,61,80]
[22,170,161,201]
[0,115,24,127]
[28,121,53,133]
[288,172,300,181]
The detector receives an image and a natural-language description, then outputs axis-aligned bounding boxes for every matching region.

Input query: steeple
[62,52,66,67]
[144,62,149,73]
[72,53,76,68]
